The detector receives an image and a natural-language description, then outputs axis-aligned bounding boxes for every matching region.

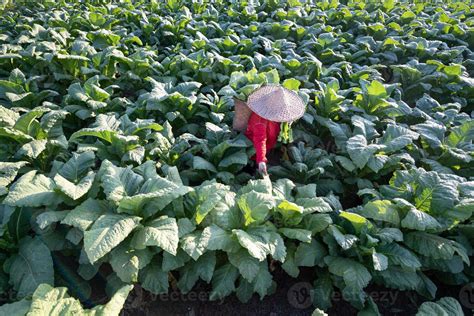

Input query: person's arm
[252,117,268,165]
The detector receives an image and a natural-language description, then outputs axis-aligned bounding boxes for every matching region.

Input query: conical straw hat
[246,84,305,122]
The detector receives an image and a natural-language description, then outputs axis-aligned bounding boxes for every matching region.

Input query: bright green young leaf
[238,192,275,226]
[359,200,400,226]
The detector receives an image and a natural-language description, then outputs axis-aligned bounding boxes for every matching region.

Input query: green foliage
[0,283,133,316]
[0,0,473,314]
[416,297,464,316]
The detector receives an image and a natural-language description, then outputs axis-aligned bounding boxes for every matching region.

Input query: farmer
[234,84,306,175]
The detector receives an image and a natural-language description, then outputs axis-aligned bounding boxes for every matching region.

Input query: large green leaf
[15,140,47,159]
[117,176,191,217]
[4,171,62,207]
[304,214,333,234]
[0,161,27,196]
[278,228,312,243]
[24,283,133,316]
[294,239,327,267]
[132,216,179,255]
[194,181,229,224]
[281,244,299,277]
[193,156,217,173]
[109,241,153,283]
[237,191,275,226]
[209,263,239,301]
[100,160,143,202]
[177,218,196,238]
[57,151,96,182]
[267,230,287,262]
[416,297,464,316]
[313,272,333,310]
[0,105,20,127]
[252,262,273,299]
[69,128,117,143]
[0,127,33,143]
[376,266,421,291]
[346,135,384,169]
[446,120,474,147]
[177,252,215,293]
[36,210,69,230]
[405,232,469,264]
[372,251,388,271]
[376,227,403,243]
[13,108,48,135]
[4,237,54,298]
[378,243,421,271]
[379,124,419,153]
[218,151,248,169]
[276,200,303,225]
[84,214,141,263]
[91,284,134,315]
[328,225,358,250]
[400,208,441,231]
[162,245,190,270]
[205,224,240,253]
[54,171,95,200]
[61,198,109,231]
[181,229,211,260]
[359,200,400,226]
[233,229,271,262]
[228,249,260,282]
[296,197,333,214]
[324,256,371,290]
[139,260,169,295]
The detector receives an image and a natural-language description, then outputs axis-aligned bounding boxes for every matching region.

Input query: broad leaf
[132,216,179,255]
[84,214,141,263]
[325,256,371,290]
[209,263,239,301]
[4,237,54,298]
[4,171,62,207]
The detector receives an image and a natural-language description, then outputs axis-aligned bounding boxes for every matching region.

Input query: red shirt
[245,112,280,164]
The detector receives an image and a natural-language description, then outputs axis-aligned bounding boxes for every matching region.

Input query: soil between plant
[116,267,471,316]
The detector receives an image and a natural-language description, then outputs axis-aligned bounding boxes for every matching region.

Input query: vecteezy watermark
[459,282,474,309]
[288,282,313,309]
[287,282,400,309]
[157,290,224,304]
[122,285,225,311]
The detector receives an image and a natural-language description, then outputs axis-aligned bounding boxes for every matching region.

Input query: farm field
[0,0,474,315]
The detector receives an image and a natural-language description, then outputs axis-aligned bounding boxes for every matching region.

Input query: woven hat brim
[247,84,306,122]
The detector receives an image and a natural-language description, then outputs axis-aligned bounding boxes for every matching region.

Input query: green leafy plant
[0,1,474,315]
